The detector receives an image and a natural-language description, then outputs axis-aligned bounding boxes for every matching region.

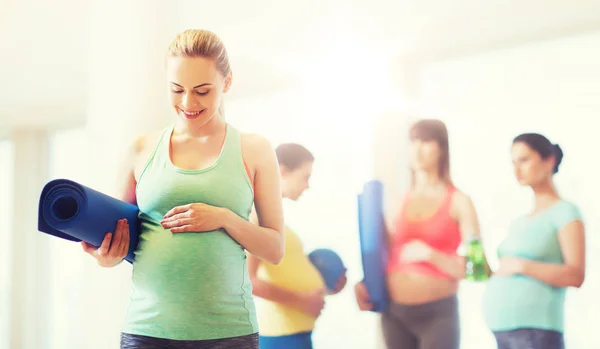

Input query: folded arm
[520,220,585,288]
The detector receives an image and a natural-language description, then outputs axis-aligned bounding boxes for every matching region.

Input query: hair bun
[552,143,564,174]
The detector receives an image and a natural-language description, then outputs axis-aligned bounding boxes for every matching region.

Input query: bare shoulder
[131,130,167,179]
[240,133,275,165]
[241,132,273,151]
[129,131,164,158]
[452,189,472,206]
[450,188,481,236]
[450,189,477,215]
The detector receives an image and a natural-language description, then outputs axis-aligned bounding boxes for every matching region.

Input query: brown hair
[275,143,314,171]
[409,119,453,186]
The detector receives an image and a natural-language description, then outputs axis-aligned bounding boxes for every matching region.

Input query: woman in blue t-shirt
[482,133,586,349]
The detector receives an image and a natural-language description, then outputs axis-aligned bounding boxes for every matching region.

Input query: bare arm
[221,135,285,264]
[428,192,489,279]
[519,220,585,288]
[247,253,305,307]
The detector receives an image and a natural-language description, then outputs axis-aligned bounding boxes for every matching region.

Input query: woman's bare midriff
[387,271,458,305]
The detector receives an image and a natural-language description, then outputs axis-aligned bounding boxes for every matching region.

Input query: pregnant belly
[387,271,458,304]
[482,275,564,321]
[131,229,248,304]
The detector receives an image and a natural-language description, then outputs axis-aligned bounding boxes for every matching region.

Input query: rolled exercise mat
[357,180,389,313]
[38,178,140,263]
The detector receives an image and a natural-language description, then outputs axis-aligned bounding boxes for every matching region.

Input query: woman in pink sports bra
[354,119,491,349]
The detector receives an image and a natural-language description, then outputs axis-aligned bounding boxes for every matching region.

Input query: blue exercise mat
[38,178,140,263]
[357,180,389,313]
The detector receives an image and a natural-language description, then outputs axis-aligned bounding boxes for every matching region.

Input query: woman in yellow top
[248,143,347,349]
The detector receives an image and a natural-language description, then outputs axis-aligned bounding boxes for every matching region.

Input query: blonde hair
[167,29,231,77]
[167,29,231,116]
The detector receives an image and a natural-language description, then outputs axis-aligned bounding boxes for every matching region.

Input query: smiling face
[166,55,232,127]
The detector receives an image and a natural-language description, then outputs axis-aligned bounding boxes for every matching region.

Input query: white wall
[0,140,14,349]
[0,0,90,130]
[413,30,600,349]
[47,128,98,349]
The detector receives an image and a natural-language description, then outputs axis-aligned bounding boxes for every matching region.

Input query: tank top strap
[398,191,411,217]
[438,185,456,215]
[136,125,173,184]
[156,124,175,163]
[218,124,245,168]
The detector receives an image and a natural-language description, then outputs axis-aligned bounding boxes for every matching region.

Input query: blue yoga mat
[357,180,389,313]
[38,178,140,263]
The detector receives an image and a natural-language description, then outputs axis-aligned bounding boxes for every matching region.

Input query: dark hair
[513,133,563,174]
[409,119,453,185]
[275,143,314,171]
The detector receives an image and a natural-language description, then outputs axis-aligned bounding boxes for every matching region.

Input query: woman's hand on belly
[495,256,526,276]
[160,203,227,233]
[295,289,326,318]
[399,240,466,279]
[399,240,433,263]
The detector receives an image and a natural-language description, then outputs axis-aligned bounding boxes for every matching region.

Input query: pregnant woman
[482,133,586,349]
[80,29,285,349]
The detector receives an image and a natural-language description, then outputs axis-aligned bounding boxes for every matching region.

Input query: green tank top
[122,123,257,340]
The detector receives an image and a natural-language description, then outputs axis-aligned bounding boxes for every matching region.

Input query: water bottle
[464,237,488,281]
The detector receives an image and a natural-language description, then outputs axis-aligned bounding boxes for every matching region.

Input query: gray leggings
[493,328,564,349]
[380,295,459,349]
